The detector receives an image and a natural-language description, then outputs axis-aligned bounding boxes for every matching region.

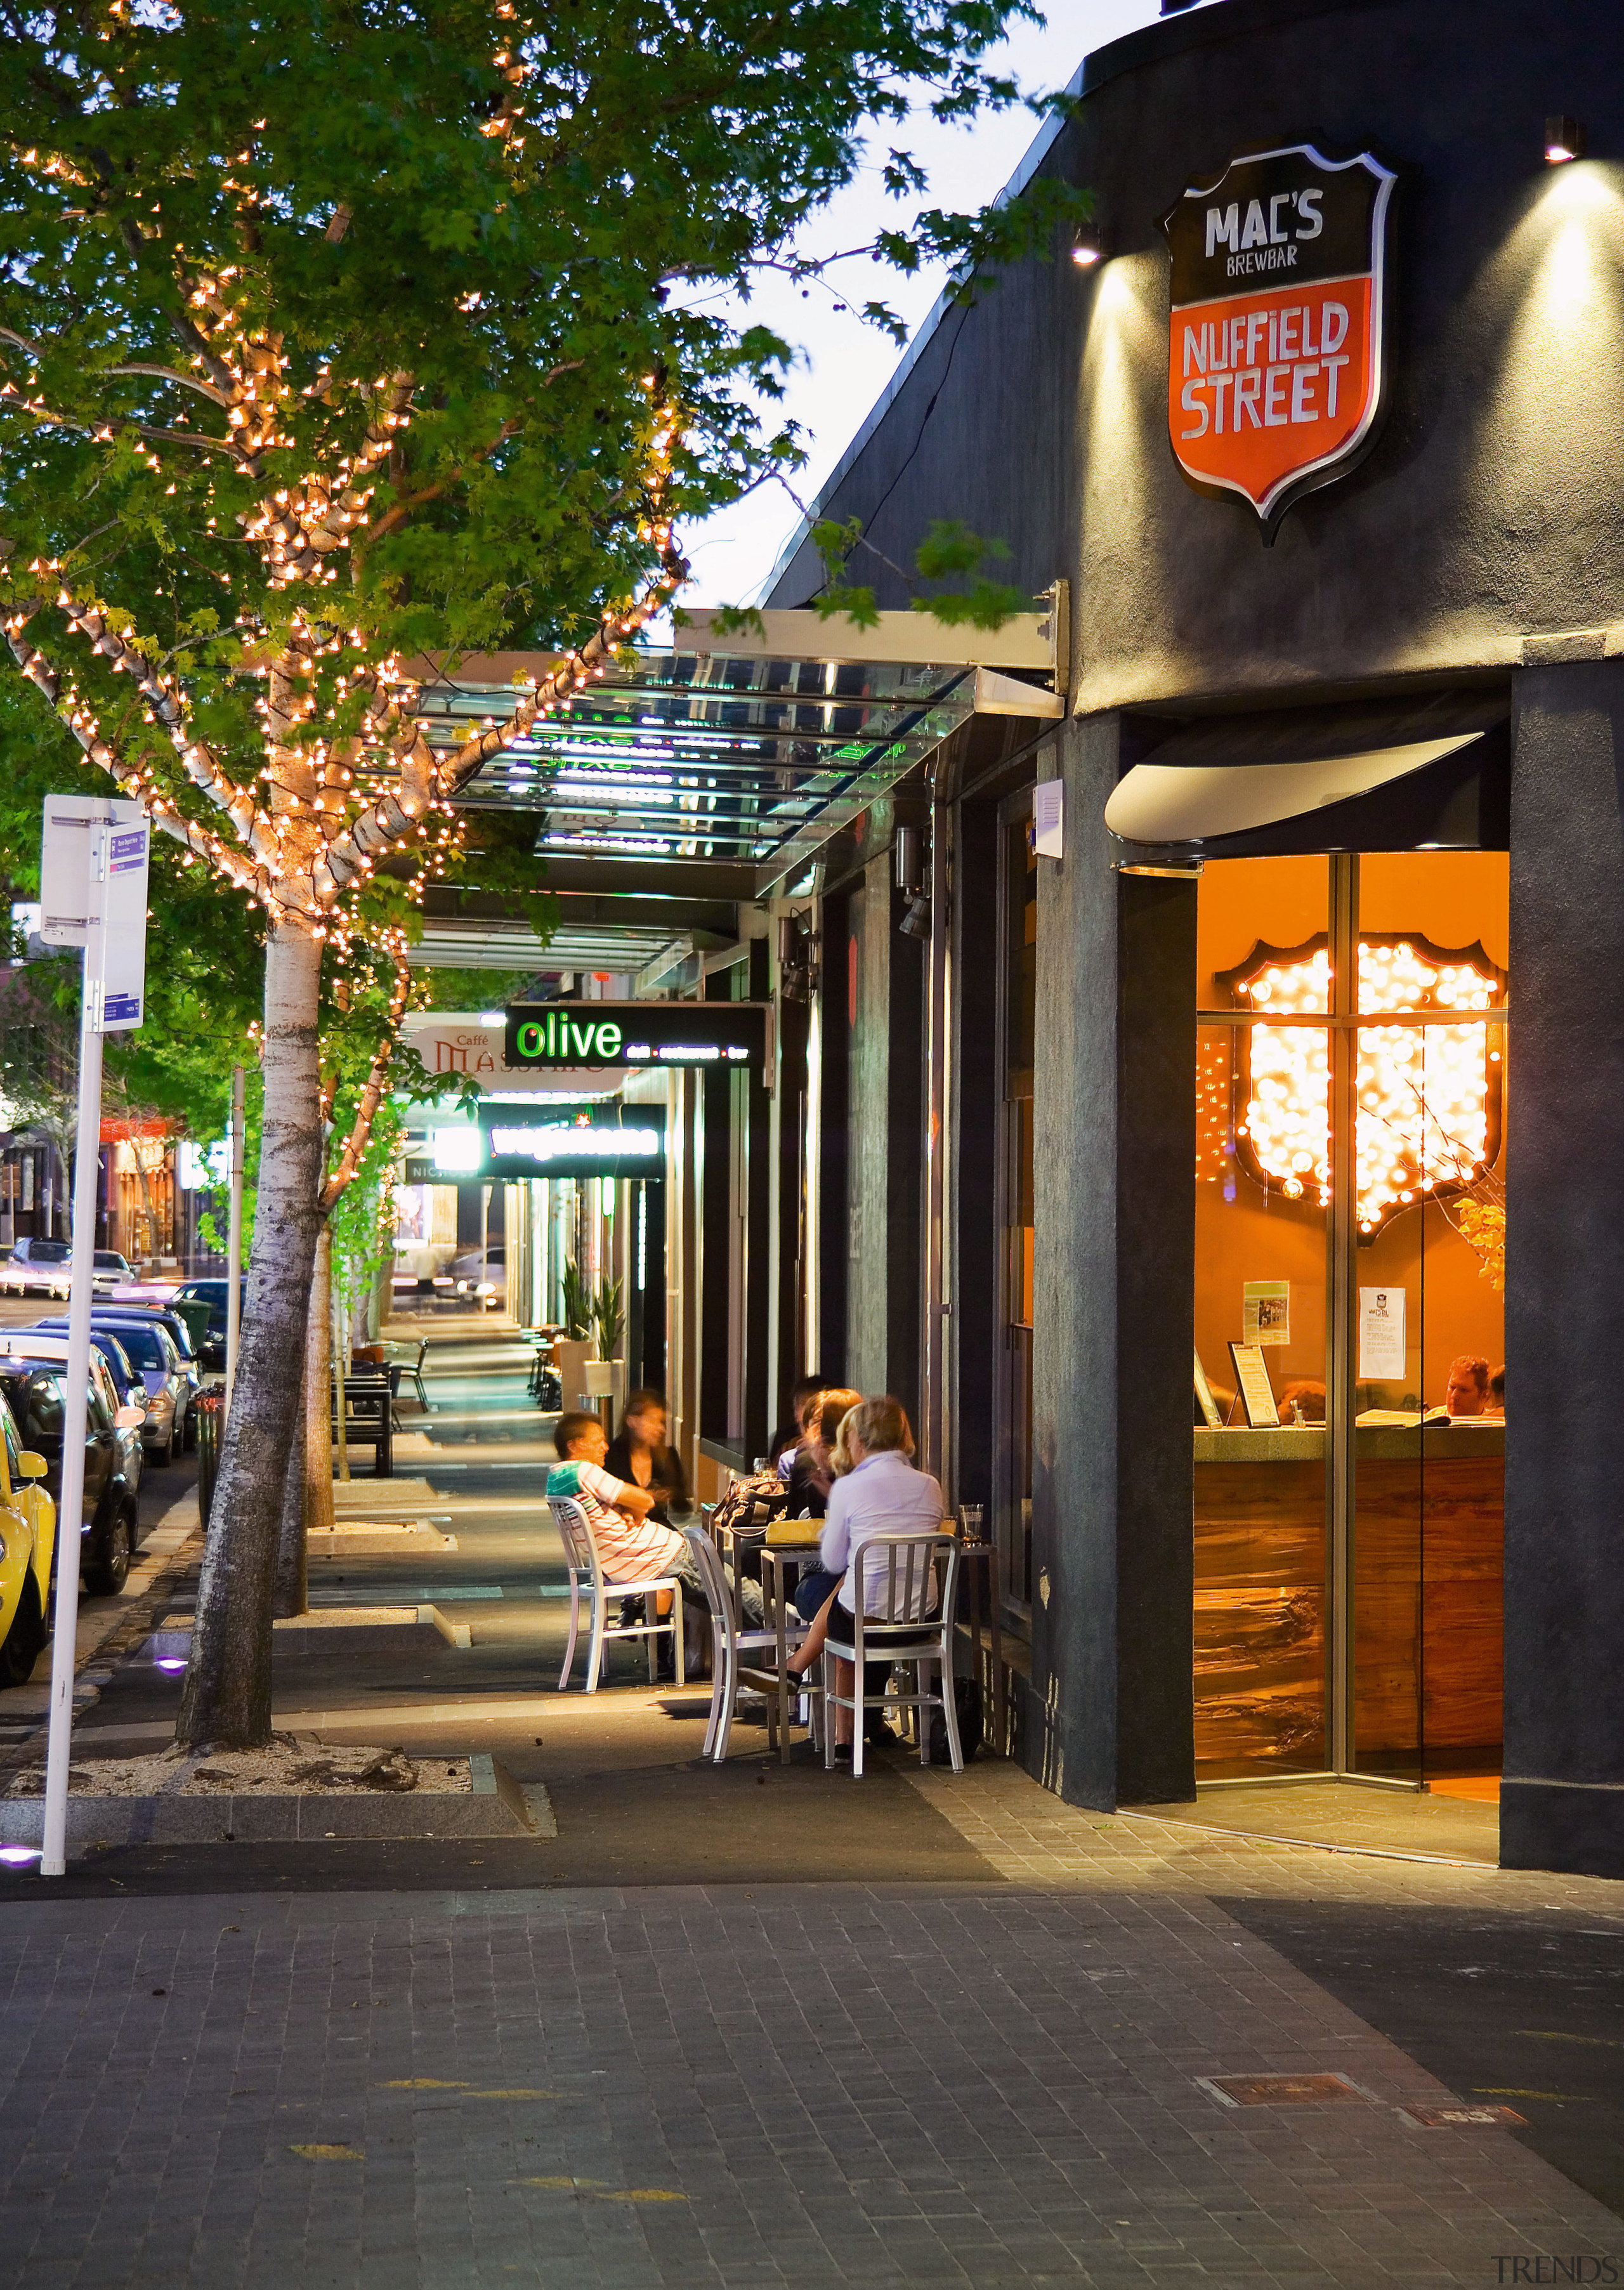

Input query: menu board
[1228,1341,1280,1429]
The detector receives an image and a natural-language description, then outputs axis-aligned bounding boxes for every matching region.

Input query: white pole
[225,1063,244,1408]
[41,933,108,1876]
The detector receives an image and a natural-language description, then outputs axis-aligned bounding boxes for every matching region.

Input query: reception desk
[1193,1422,1504,1776]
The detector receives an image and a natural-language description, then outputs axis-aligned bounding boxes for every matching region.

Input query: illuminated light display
[1209,934,1505,1233]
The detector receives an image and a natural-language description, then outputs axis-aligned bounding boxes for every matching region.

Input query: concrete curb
[0,1755,555,1847]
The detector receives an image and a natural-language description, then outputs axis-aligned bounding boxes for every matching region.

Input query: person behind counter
[1444,1355,1492,1418]
[604,1388,688,1524]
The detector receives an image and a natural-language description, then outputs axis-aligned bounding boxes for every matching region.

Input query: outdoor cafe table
[759,1540,822,1764]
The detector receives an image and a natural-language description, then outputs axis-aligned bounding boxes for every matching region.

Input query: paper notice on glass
[1243,1280,1290,1347]
[1359,1286,1407,1381]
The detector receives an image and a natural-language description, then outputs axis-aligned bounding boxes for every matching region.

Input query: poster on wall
[1358,1285,1408,1380]
[1243,1279,1290,1346]
[1162,143,1397,539]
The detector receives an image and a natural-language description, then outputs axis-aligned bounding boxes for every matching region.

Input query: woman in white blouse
[787,1395,945,1755]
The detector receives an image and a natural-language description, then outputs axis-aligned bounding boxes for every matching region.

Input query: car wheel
[0,1586,44,1688]
[86,1509,132,1597]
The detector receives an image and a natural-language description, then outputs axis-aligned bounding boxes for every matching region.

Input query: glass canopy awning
[414,645,981,896]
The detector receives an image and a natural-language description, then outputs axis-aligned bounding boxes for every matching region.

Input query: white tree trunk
[178,917,325,1746]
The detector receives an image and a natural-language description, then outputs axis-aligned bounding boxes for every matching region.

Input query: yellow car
[0,1400,54,1689]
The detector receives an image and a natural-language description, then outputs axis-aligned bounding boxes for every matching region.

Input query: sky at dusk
[678,0,1167,612]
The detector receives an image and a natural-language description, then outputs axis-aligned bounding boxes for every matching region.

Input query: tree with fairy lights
[0,0,1085,1746]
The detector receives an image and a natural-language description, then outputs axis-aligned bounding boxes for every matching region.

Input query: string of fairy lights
[0,39,690,1179]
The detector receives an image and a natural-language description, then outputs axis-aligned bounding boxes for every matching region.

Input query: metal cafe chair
[550,1495,685,1692]
[821,1531,963,1778]
[683,1527,813,1762]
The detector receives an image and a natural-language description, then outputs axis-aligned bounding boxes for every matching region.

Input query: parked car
[0,1338,144,1593]
[0,1399,55,1688]
[171,1277,247,1372]
[92,1251,133,1293]
[82,1329,147,1446]
[37,1312,193,1461]
[1,1238,74,1299]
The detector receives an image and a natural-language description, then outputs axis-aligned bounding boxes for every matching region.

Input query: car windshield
[0,1371,65,1444]
[93,1253,127,1270]
[29,1242,70,1263]
[95,1337,133,1382]
[107,1325,164,1370]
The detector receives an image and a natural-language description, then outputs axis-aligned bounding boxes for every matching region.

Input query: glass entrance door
[1194,850,1508,1784]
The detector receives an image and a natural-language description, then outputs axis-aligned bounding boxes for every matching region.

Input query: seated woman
[604,1388,689,1524]
[785,1385,862,1522]
[787,1394,945,1757]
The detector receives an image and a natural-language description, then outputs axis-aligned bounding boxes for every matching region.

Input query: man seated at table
[548,1411,764,1627]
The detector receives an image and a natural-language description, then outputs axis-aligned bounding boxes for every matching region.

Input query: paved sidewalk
[0,1878,1618,2289]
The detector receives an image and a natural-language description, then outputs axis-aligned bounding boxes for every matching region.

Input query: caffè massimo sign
[1162,143,1396,537]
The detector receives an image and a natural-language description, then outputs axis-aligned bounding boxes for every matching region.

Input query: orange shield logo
[1162,145,1396,539]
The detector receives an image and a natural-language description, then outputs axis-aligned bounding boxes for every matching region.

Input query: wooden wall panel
[1194,1462,1325,1770]
[1196,1451,1503,1774]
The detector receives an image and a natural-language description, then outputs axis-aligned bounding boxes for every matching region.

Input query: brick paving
[0,1332,1616,2286]
[0,1873,1617,2287]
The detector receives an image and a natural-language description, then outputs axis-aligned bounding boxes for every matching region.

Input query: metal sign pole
[226,1064,244,1408]
[37,806,148,1880]
[38,932,105,1878]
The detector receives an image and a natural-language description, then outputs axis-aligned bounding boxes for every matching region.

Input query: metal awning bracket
[973,667,1065,719]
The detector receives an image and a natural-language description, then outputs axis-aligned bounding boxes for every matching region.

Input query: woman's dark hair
[619,1389,667,1443]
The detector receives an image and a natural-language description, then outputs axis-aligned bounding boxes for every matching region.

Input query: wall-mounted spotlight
[1070,225,1104,268]
[1545,114,1587,164]
[893,824,925,897]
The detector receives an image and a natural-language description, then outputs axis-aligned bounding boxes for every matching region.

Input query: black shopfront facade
[771,0,1624,1877]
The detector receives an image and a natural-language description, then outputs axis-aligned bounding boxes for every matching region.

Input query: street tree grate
[1200,2072,1369,2107]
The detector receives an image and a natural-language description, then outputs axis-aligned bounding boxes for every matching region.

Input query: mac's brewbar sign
[505,1000,769,1071]
[1162,144,1396,537]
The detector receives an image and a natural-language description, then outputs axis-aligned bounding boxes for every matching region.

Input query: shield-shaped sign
[1162,145,1396,538]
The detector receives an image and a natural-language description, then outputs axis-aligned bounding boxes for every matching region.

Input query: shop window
[1193,852,1507,1783]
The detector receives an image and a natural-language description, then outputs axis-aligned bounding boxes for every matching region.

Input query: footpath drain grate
[1200,2072,1368,2107]
[1398,2102,1528,2128]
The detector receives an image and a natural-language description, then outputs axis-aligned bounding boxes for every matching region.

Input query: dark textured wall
[1031,721,1123,1803]
[1030,720,1197,1808]
[773,0,1624,713]
[948,791,1004,1515]
[1115,874,1198,1806]
[1502,658,1624,1879]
